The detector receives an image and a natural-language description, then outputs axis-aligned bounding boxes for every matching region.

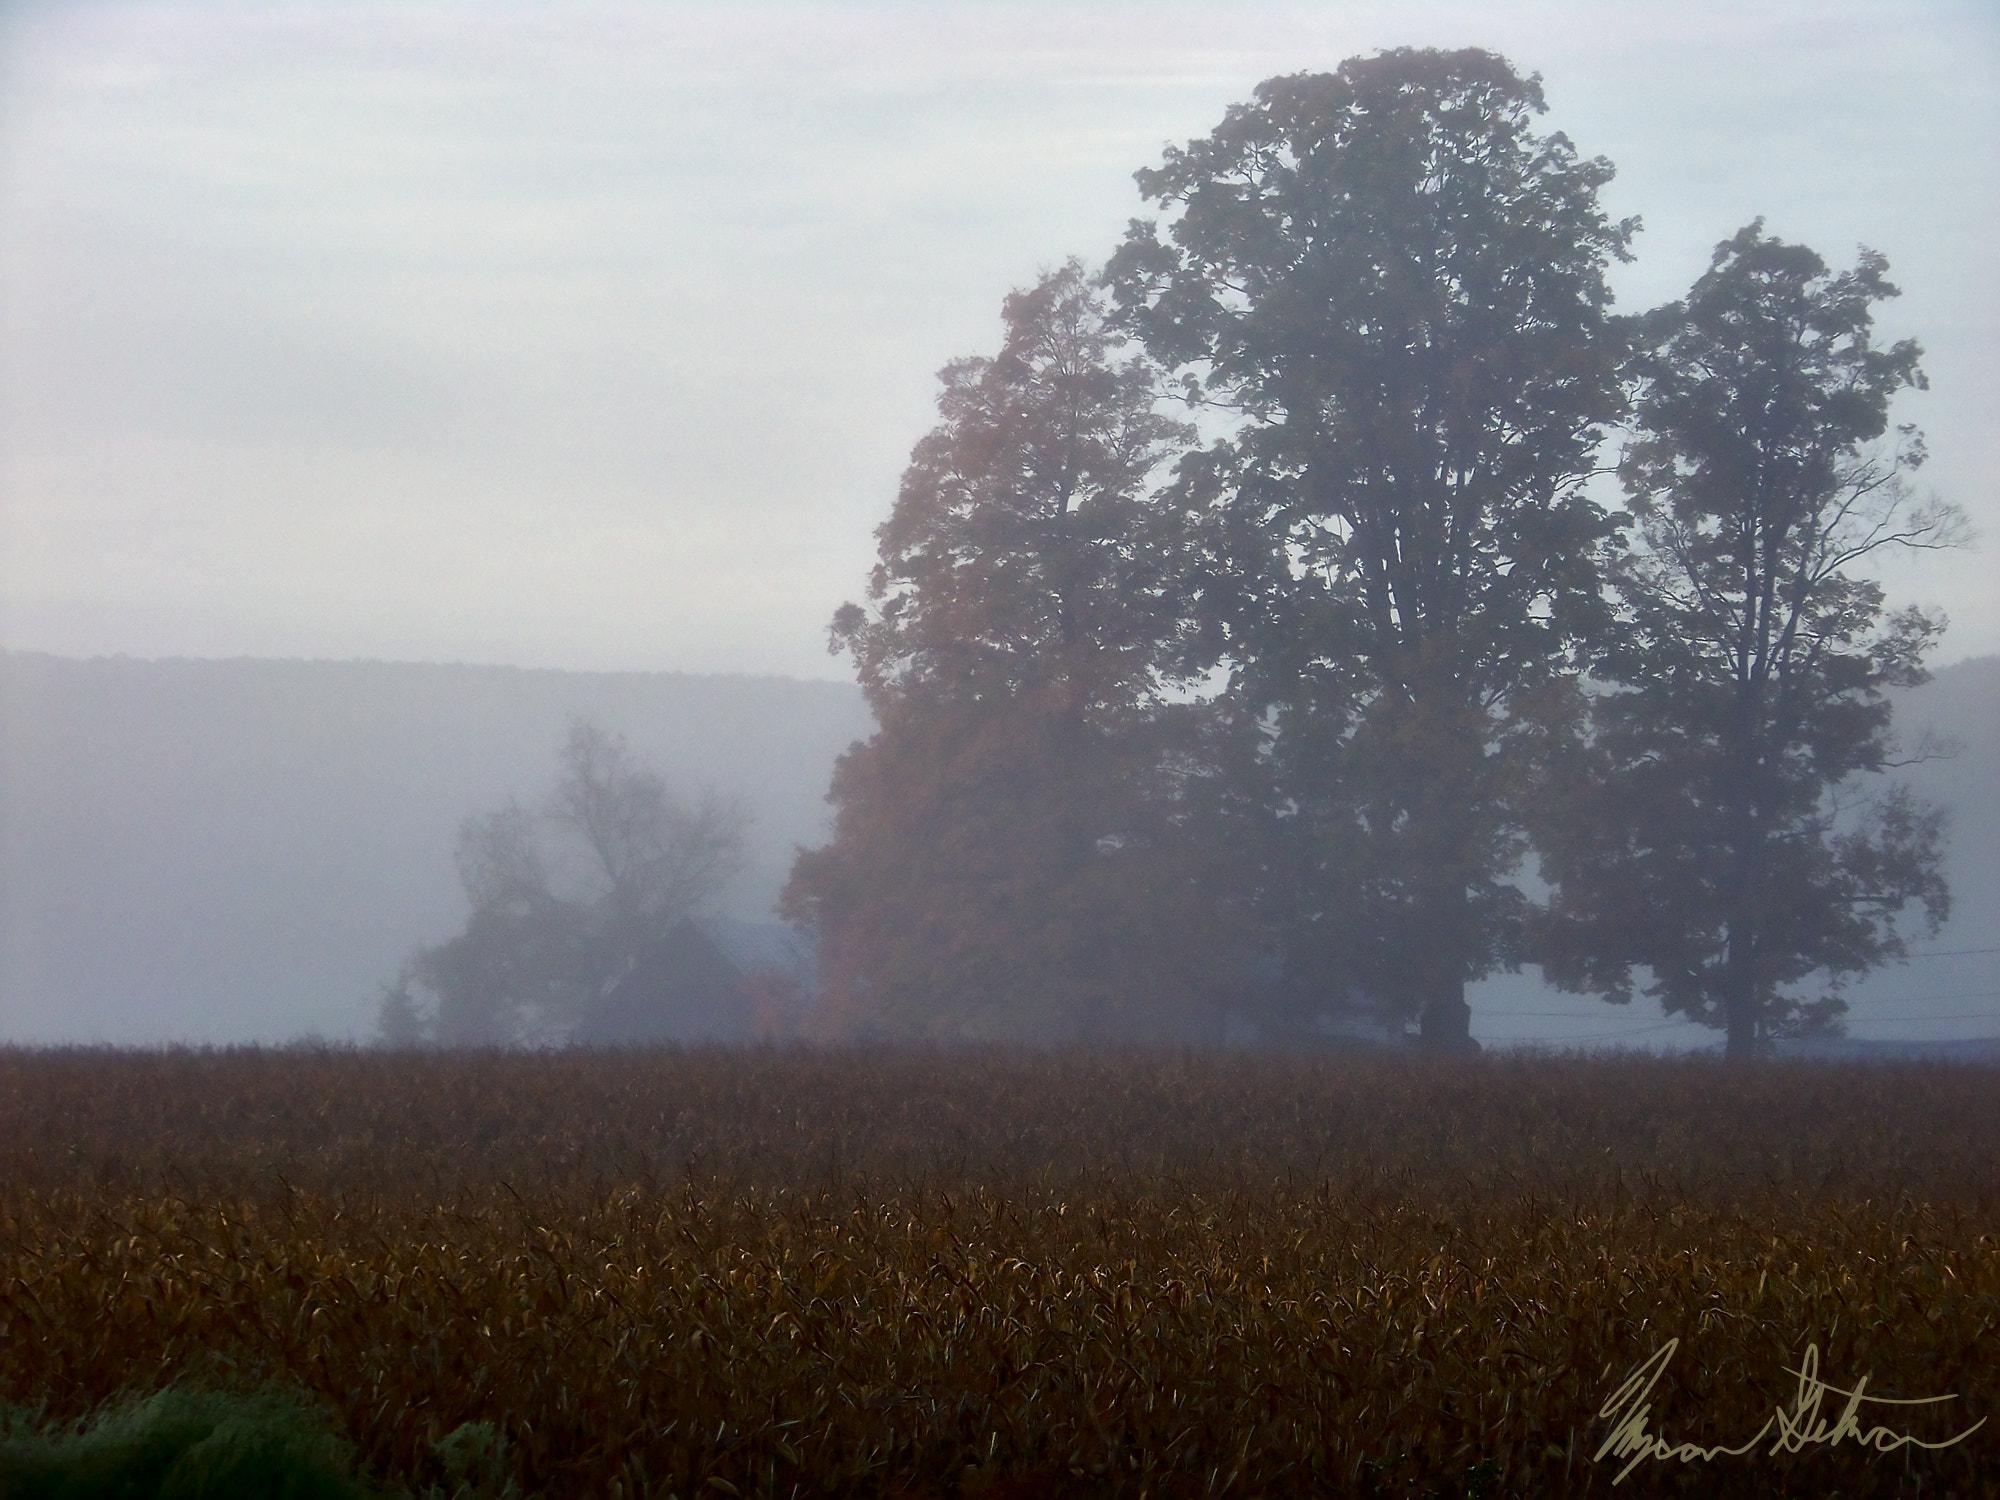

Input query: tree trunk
[1721,926,1760,1061]
[1419,978,1479,1053]
[1719,677,1767,1061]
[1403,741,1483,1053]
[1416,882,1480,1053]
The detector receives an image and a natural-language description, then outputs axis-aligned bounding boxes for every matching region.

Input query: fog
[0,2,1994,1049]
[2,652,1992,1048]
[0,654,870,1043]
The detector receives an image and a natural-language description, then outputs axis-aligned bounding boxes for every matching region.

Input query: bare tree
[380,719,747,1046]
[550,721,745,938]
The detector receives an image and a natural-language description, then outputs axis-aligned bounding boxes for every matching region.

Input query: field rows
[3,1048,1996,1496]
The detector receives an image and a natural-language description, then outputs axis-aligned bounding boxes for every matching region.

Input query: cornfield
[2,1046,1995,1497]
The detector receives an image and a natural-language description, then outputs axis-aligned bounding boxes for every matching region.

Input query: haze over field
[1,653,1992,1048]
[0,653,872,1043]
[0,3,1993,1051]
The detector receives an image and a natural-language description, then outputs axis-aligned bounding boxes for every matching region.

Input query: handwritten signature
[1594,1337,1986,1484]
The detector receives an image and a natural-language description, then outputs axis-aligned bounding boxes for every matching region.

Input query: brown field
[1,1046,1996,1498]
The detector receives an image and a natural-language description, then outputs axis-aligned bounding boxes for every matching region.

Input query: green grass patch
[0,1384,514,1500]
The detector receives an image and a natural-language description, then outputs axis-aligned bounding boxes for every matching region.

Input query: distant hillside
[2,652,1991,1048]
[0,655,872,1043]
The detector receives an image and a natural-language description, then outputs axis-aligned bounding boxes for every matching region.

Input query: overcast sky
[2,0,1994,681]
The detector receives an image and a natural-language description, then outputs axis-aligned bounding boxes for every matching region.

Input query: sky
[1,0,1995,682]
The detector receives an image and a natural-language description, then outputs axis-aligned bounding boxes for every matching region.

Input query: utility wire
[1846,989,2000,1005]
[1490,991,2000,1022]
[1483,1011,2000,1042]
[1483,1032,2000,1047]
[1863,1015,2000,1024]
[1482,1017,1697,1043]
[1480,1040,2000,1048]
[1481,1012,1698,1027]
[1481,963,2000,1042]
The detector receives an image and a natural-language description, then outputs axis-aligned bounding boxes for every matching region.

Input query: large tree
[1105,49,1633,1048]
[1532,223,1961,1058]
[783,262,1247,1042]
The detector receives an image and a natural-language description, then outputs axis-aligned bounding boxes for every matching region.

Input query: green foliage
[0,1382,373,1500]
[0,1383,519,1500]
[423,1422,516,1500]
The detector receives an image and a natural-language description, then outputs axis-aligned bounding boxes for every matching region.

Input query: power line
[1480,1024,2000,1048]
[1798,1040,2000,1048]
[1492,1016,1695,1031]
[1481,1017,1697,1043]
[1487,991,2000,1023]
[1479,977,2000,1043]
[1847,990,2000,1005]
[1903,945,2000,959]
[1482,1031,2000,1047]
[1492,1009,1689,1019]
[1858,1013,2000,1024]
[1840,1037,2000,1044]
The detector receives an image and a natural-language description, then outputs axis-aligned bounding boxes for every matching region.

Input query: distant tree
[373,972,429,1049]
[783,261,1250,1041]
[378,720,746,1046]
[1531,223,1964,1058]
[1105,49,1633,1048]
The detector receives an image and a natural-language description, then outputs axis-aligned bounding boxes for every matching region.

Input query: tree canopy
[1105,48,1634,1047]
[786,53,1964,1056]
[783,263,1247,1041]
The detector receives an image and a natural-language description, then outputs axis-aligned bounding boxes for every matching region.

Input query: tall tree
[1532,223,1961,1058]
[783,262,1246,1041]
[1106,49,1633,1048]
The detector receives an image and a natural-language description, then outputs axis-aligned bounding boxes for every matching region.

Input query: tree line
[781,47,1964,1059]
